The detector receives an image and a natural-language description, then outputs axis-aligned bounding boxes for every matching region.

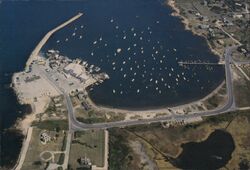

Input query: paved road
[40,46,237,131]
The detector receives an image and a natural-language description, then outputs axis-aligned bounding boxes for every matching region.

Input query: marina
[42,0,224,108]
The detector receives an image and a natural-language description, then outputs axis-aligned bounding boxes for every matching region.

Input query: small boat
[110,19,114,23]
[56,40,60,43]
[79,35,82,39]
[113,89,116,93]
[72,32,76,36]
[93,41,97,45]
[137,89,140,93]
[117,48,122,53]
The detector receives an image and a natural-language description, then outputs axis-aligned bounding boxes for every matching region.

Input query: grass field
[68,130,105,169]
[21,128,67,170]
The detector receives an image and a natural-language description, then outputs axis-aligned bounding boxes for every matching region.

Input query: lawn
[68,130,105,169]
[21,128,67,170]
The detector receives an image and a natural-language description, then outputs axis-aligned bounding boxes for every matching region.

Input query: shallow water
[42,0,225,109]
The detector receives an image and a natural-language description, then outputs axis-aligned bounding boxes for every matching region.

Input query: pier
[178,61,225,66]
[25,12,83,71]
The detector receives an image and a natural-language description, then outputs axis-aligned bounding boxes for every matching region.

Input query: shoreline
[84,80,225,115]
[166,0,223,59]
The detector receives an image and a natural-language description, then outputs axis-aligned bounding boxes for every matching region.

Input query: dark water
[0,0,112,168]
[0,0,224,167]
[172,130,235,170]
[42,0,225,109]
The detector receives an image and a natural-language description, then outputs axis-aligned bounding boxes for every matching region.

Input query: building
[64,63,86,77]
[40,132,51,145]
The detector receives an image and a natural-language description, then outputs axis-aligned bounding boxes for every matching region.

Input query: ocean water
[0,0,108,167]
[0,0,224,168]
[42,0,224,109]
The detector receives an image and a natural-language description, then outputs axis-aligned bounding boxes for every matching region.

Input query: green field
[21,128,67,170]
[68,130,105,169]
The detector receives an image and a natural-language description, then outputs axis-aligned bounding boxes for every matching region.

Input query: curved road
[41,46,236,131]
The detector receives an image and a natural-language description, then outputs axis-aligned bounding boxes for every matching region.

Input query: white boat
[113,89,116,93]
[123,36,126,39]
[133,44,137,47]
[99,37,102,41]
[131,78,135,82]
[130,67,133,71]
[115,26,119,29]
[80,25,84,28]
[79,36,82,39]
[56,40,60,43]
[134,72,137,76]
[123,61,126,64]
[72,32,76,36]
[65,38,68,41]
[173,48,177,51]
[127,47,131,51]
[133,33,136,37]
[155,80,158,84]
[137,89,140,93]
[110,19,114,23]
[117,48,122,53]
[140,37,143,40]
[156,21,160,24]
[93,41,97,44]
[123,74,127,78]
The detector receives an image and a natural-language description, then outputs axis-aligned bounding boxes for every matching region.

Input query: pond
[172,129,235,170]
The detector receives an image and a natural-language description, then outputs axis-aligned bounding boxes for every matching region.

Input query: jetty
[25,12,83,71]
